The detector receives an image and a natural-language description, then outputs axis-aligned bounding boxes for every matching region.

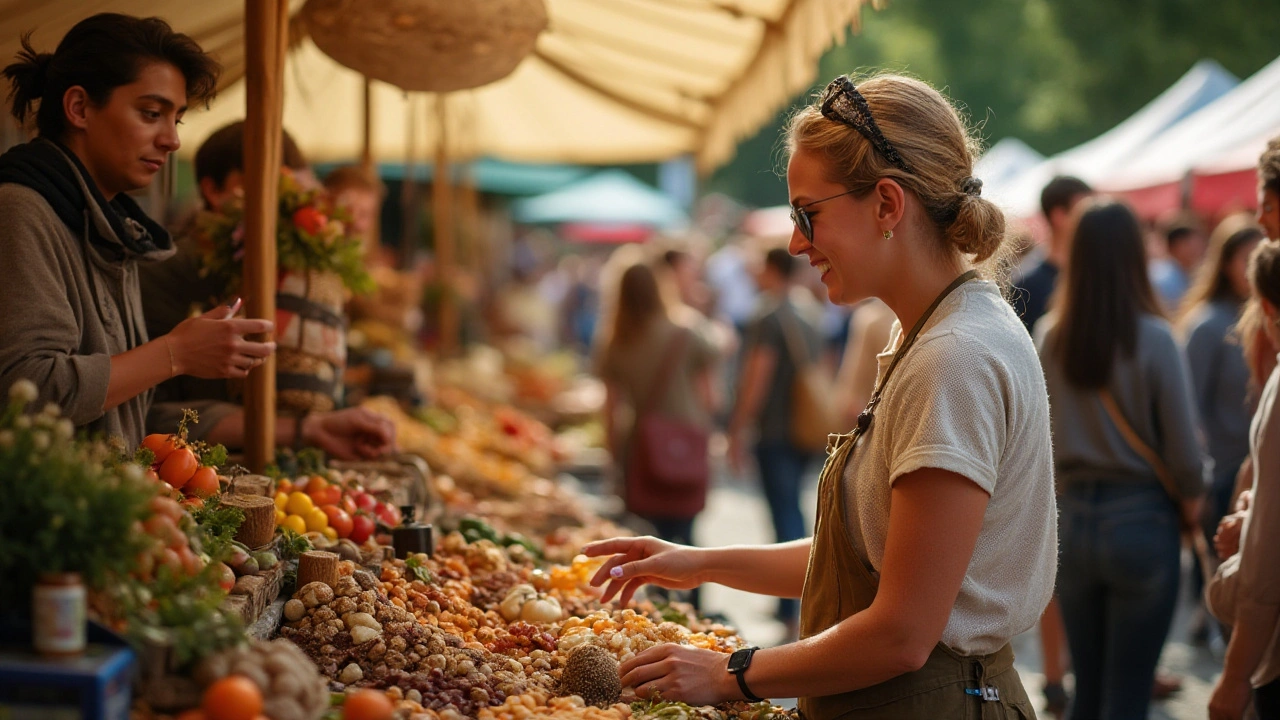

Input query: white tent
[994,59,1238,218]
[1104,53,1280,193]
[973,137,1044,211]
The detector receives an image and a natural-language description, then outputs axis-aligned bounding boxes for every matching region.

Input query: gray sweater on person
[0,174,173,450]
[1182,299,1252,485]
[1035,313,1210,499]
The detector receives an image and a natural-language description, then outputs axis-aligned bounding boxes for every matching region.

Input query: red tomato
[304,475,327,496]
[349,513,375,544]
[160,448,199,489]
[353,492,378,514]
[321,505,353,538]
[177,545,203,576]
[339,494,358,516]
[292,206,329,235]
[276,479,294,495]
[181,496,205,512]
[374,503,402,528]
[186,467,221,499]
[141,433,178,463]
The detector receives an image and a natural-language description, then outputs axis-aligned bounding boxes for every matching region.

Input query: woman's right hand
[1214,511,1246,559]
[583,536,706,607]
[167,303,276,379]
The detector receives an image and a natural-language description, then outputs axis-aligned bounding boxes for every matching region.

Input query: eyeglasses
[790,188,858,242]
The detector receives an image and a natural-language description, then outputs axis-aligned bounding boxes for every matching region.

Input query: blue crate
[0,621,135,720]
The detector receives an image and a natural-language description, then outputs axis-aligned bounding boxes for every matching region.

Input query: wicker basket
[300,0,547,92]
[276,269,347,415]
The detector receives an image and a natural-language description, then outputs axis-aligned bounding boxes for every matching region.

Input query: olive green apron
[796,272,1036,720]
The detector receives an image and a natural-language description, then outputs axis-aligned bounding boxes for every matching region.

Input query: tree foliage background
[706,0,1280,207]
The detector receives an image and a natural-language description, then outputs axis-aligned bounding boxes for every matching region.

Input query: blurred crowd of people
[548,136,1280,720]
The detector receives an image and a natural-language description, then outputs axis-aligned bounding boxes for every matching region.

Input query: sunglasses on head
[790,188,858,242]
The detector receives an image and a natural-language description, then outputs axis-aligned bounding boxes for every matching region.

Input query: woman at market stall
[585,73,1057,717]
[1208,238,1280,720]
[0,13,277,450]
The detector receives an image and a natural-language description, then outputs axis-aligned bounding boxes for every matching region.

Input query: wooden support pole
[433,94,457,356]
[242,0,289,472]
[361,77,373,172]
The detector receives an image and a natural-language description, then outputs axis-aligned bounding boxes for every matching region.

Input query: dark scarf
[0,138,170,260]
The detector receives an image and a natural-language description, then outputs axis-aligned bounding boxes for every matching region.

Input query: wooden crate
[222,561,286,626]
[330,453,439,524]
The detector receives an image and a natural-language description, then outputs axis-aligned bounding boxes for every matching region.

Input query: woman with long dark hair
[1038,198,1208,720]
[0,14,275,448]
[1177,215,1264,604]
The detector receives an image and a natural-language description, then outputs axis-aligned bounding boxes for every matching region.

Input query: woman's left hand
[1209,673,1253,720]
[620,644,740,707]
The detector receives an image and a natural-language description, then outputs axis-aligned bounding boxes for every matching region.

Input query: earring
[883,230,893,240]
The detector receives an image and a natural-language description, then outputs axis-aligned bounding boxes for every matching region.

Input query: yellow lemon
[285,491,314,516]
[274,491,289,510]
[321,526,338,541]
[305,507,329,532]
[275,508,287,524]
[281,514,307,534]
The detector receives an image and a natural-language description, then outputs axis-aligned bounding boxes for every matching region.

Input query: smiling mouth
[141,159,164,171]
[814,261,832,276]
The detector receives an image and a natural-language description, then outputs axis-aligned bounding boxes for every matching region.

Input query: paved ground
[687,472,1223,719]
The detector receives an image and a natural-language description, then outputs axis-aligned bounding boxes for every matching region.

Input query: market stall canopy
[316,158,587,196]
[991,59,1238,219]
[973,138,1044,211]
[1103,53,1280,217]
[512,170,687,229]
[33,0,870,174]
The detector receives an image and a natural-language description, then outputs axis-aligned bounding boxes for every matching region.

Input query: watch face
[728,647,754,673]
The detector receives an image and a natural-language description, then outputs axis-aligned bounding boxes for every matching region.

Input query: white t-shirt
[840,280,1057,655]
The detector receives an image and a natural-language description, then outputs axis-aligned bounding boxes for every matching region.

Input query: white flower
[0,430,14,447]
[31,430,50,451]
[123,464,144,482]
[14,416,31,430]
[41,403,62,419]
[54,419,74,441]
[7,379,37,405]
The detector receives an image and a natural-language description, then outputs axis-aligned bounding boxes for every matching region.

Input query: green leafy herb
[279,527,314,560]
[133,446,156,468]
[404,555,435,584]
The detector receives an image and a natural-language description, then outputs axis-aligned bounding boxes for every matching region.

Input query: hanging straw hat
[300,0,547,93]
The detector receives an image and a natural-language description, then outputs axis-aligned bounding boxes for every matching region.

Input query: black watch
[727,646,764,702]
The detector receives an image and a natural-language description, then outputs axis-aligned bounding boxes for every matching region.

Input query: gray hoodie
[0,152,174,450]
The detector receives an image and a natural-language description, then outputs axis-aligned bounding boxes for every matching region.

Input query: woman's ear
[62,85,91,131]
[874,177,906,232]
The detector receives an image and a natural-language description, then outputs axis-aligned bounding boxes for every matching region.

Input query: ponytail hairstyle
[3,13,220,140]
[785,73,1010,281]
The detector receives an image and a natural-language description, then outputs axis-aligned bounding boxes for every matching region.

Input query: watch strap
[736,670,764,703]
[730,647,764,702]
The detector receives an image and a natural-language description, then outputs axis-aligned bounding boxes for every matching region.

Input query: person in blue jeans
[1036,199,1208,720]
[728,248,823,637]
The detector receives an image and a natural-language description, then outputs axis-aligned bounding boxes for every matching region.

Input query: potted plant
[195,169,374,415]
[0,380,154,654]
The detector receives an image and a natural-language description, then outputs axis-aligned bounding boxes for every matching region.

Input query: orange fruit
[343,689,395,720]
[160,448,199,489]
[202,675,262,720]
[141,433,178,463]
[186,467,221,499]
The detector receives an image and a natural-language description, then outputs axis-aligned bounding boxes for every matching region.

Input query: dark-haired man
[141,122,395,460]
[1011,175,1092,333]
[1150,219,1207,310]
[727,247,823,642]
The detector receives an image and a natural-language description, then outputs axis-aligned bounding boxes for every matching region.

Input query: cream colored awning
[2,0,873,173]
